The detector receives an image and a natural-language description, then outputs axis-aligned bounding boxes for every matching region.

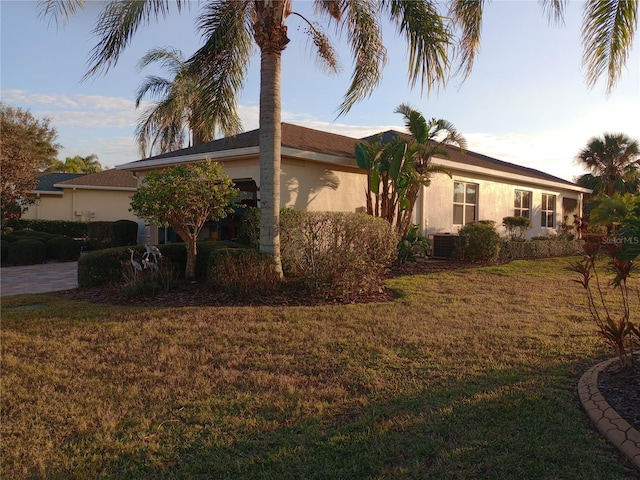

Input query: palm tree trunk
[258,49,283,277]
[253,1,290,278]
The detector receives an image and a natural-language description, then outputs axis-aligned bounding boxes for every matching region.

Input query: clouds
[2,87,635,181]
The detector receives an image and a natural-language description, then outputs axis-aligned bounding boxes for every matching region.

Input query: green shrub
[77,241,228,287]
[46,236,82,261]
[455,221,500,261]
[237,206,260,248]
[498,238,583,260]
[398,224,430,263]
[209,248,280,297]
[4,219,89,238]
[1,240,9,263]
[78,247,132,287]
[86,221,113,250]
[111,220,138,247]
[6,238,47,265]
[502,216,531,241]
[280,211,398,298]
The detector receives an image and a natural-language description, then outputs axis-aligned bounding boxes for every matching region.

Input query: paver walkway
[0,262,78,297]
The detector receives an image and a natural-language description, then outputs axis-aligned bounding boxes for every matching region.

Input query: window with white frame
[453,181,478,225]
[541,194,556,227]
[514,190,531,218]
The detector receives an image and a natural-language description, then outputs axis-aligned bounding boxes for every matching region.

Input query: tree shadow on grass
[36,362,638,480]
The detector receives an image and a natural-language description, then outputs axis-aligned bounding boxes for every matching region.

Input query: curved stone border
[578,356,640,471]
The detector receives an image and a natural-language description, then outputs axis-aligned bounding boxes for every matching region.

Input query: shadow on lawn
[38,363,637,480]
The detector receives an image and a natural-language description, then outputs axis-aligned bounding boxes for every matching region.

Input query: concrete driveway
[1,262,78,297]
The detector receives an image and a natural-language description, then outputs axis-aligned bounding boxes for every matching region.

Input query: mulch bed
[598,353,640,432]
[55,258,488,308]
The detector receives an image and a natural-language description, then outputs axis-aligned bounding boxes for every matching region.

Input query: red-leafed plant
[572,221,639,370]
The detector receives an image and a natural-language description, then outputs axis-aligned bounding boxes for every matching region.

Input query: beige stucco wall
[22,188,137,222]
[134,157,368,213]
[417,170,583,238]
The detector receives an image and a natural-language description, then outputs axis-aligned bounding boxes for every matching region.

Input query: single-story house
[116,123,590,247]
[22,169,138,222]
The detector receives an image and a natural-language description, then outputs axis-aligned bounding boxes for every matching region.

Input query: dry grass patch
[2,257,638,479]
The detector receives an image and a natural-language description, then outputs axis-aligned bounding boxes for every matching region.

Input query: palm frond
[582,0,638,93]
[135,75,173,108]
[190,0,252,137]
[290,12,340,74]
[394,103,429,143]
[37,0,85,27]
[136,46,186,74]
[336,0,386,116]
[541,0,567,25]
[85,1,188,79]
[385,0,452,93]
[448,0,484,79]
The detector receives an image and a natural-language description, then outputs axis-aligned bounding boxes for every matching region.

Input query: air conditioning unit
[431,234,458,259]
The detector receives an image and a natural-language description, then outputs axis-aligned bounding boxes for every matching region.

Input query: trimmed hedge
[77,241,230,287]
[498,238,583,260]
[6,238,47,265]
[112,220,138,247]
[3,219,89,238]
[46,236,82,261]
[208,248,280,297]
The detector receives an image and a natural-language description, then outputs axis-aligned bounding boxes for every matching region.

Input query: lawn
[2,257,638,479]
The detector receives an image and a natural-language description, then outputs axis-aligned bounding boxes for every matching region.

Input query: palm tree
[46,154,102,173]
[576,133,640,196]
[135,47,242,158]
[394,103,466,238]
[357,104,466,238]
[40,0,638,276]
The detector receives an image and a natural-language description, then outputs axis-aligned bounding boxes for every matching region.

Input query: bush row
[2,219,138,251]
[1,230,81,265]
[454,220,583,261]
[77,241,231,287]
[3,219,88,238]
[79,210,398,299]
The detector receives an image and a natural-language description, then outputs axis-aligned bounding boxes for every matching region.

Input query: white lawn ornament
[142,257,159,272]
[127,248,143,276]
[143,243,162,263]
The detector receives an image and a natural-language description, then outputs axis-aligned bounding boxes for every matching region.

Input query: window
[541,194,556,227]
[514,190,531,218]
[453,181,478,225]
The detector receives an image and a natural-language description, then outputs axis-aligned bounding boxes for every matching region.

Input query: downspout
[72,188,77,221]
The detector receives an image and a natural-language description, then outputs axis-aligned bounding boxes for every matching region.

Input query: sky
[1,0,639,182]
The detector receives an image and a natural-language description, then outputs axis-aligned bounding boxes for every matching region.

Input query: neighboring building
[22,169,138,222]
[116,123,589,245]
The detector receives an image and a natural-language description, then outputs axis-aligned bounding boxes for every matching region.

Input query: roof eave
[434,157,591,193]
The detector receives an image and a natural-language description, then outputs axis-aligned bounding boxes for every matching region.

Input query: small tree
[1,103,60,226]
[130,160,237,280]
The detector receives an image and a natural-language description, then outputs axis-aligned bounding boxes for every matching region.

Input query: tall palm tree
[576,133,640,196]
[40,0,638,275]
[135,47,243,157]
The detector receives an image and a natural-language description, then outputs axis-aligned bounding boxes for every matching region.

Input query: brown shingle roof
[121,123,578,187]
[129,123,360,163]
[55,169,137,188]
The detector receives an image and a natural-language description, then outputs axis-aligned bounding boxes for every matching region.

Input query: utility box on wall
[431,234,458,259]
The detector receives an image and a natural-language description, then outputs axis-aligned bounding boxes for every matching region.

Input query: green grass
[2,257,639,479]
